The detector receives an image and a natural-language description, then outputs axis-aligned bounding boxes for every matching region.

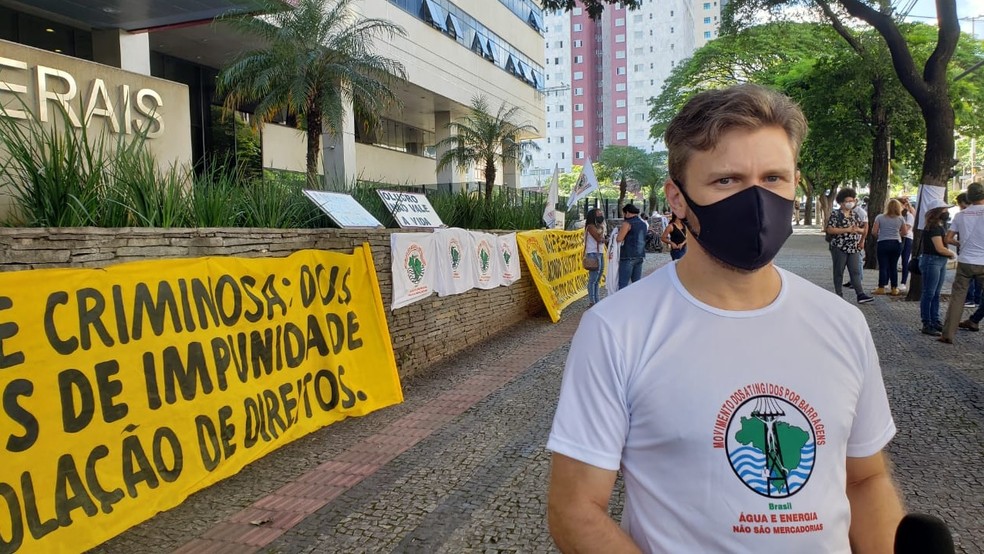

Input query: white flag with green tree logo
[433,228,478,296]
[391,232,437,310]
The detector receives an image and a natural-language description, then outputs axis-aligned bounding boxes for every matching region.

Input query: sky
[906,0,984,36]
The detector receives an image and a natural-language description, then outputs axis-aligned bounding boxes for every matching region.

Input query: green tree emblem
[406,253,424,284]
[450,244,461,270]
[480,247,491,272]
[531,250,544,272]
[503,249,511,266]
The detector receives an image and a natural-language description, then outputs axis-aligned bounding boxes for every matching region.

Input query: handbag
[908,257,921,276]
[583,253,599,270]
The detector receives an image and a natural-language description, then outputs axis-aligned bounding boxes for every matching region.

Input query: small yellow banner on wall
[516,230,590,322]
[0,247,402,553]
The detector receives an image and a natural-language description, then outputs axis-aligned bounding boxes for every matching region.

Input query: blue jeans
[670,246,687,260]
[967,278,982,305]
[900,237,913,285]
[919,255,947,327]
[618,257,644,289]
[876,240,902,288]
[586,252,604,304]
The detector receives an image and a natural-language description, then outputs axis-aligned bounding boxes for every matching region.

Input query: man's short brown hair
[664,84,808,181]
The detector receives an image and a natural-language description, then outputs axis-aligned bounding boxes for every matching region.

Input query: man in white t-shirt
[546,84,904,553]
[940,182,984,341]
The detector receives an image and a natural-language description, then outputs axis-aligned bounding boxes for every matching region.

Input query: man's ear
[664,178,688,220]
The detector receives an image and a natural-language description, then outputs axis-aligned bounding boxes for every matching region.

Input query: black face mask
[675,181,793,271]
[941,213,950,223]
[594,215,605,225]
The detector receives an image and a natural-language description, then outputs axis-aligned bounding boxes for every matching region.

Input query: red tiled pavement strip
[171,310,584,553]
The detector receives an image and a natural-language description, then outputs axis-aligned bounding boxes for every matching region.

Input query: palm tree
[597,145,648,211]
[435,96,539,201]
[217,0,407,187]
[632,151,668,214]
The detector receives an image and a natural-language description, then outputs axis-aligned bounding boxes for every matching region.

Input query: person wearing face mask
[917,202,957,336]
[940,182,984,343]
[547,84,903,553]
[584,208,607,306]
[827,189,875,304]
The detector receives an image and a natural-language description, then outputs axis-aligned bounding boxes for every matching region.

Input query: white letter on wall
[135,88,163,138]
[84,78,120,133]
[0,56,29,120]
[36,65,81,127]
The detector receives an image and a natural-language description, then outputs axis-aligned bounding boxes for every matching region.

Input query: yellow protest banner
[517,230,595,322]
[0,246,402,553]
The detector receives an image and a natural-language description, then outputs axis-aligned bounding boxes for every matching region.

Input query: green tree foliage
[217,0,407,188]
[434,96,540,202]
[724,0,961,188]
[597,145,649,210]
[541,0,642,19]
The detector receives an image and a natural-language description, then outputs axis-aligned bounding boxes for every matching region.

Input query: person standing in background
[898,197,916,292]
[615,203,647,289]
[584,208,606,307]
[917,203,957,336]
[940,183,984,342]
[957,192,982,309]
[871,199,910,296]
[827,188,875,304]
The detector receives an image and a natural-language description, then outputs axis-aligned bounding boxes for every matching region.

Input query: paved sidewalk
[94,229,984,554]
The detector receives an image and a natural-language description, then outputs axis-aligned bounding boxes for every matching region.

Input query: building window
[616,67,626,75]
[562,152,566,159]
[575,135,585,144]
[616,115,627,124]
[616,50,626,59]
[616,83,626,91]
[704,2,711,8]
[573,23,582,32]
[575,104,584,111]
[573,7,582,15]
[574,39,582,47]
[615,34,625,43]
[575,151,584,159]
[617,132,627,140]
[574,71,584,80]
[574,120,584,128]
[574,55,584,63]
[558,104,565,112]
[574,87,584,95]
[616,99,626,108]
[420,0,447,31]
[704,17,712,24]
[704,31,712,38]
[559,137,565,143]
[615,18,625,26]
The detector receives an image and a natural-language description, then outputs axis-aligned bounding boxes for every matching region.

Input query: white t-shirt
[903,212,915,239]
[952,204,984,265]
[547,264,895,553]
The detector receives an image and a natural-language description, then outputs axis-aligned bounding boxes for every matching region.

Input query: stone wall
[0,227,545,379]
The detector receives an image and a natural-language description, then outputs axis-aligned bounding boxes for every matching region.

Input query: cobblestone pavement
[93,228,984,554]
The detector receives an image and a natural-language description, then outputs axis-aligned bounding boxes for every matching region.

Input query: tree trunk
[306,110,322,189]
[800,176,815,226]
[484,158,497,202]
[618,174,627,211]
[864,79,891,270]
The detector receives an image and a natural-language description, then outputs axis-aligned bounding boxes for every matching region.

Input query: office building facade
[523,0,722,187]
[0,0,545,197]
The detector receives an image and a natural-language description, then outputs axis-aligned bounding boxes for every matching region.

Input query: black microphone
[894,513,955,554]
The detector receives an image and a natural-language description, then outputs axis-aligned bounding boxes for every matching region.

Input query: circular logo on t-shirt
[725,395,816,498]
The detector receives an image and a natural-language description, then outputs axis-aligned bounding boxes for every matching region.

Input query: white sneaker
[898,284,907,293]
[965,302,977,308]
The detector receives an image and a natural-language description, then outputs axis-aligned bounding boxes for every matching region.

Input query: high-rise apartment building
[523,0,722,187]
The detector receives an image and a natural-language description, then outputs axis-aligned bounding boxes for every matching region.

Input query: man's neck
[675,247,782,311]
